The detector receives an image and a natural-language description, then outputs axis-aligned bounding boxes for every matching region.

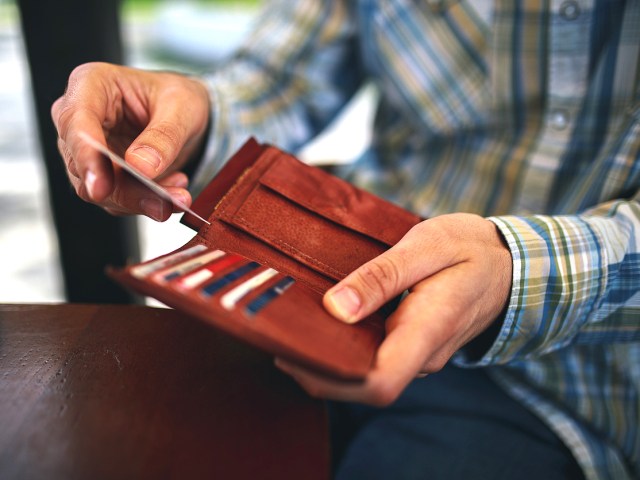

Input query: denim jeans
[329,364,585,480]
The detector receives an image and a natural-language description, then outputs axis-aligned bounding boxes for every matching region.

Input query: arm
[51,0,362,218]
[276,197,639,405]
[476,197,640,365]
[276,96,640,406]
[470,107,640,363]
[192,0,363,192]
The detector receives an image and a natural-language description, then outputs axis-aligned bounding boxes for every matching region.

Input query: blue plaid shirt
[195,1,640,478]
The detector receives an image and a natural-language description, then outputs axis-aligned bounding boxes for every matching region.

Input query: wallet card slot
[235,277,384,372]
[152,249,226,283]
[172,253,294,316]
[174,252,245,290]
[130,244,208,279]
[200,261,261,297]
[155,249,291,318]
[110,241,384,380]
[244,276,295,316]
[220,268,279,310]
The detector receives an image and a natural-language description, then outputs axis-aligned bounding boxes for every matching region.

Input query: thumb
[323,249,415,324]
[124,77,210,179]
[125,119,187,179]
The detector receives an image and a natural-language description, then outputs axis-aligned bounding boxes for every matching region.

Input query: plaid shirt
[195,1,640,478]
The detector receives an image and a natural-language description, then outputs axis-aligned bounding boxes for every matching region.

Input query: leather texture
[110,138,422,380]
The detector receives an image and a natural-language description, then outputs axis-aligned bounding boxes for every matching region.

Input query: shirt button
[550,109,570,130]
[559,1,581,20]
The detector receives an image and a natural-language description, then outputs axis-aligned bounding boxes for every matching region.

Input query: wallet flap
[259,154,422,246]
[219,180,388,283]
[212,151,421,285]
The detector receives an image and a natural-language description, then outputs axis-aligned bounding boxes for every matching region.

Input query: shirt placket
[514,0,593,215]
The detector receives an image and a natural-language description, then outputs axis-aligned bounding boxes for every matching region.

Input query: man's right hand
[51,62,211,221]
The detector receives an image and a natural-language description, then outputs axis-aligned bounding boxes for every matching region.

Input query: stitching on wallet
[215,167,254,216]
[234,216,348,279]
[196,167,257,240]
[196,168,255,238]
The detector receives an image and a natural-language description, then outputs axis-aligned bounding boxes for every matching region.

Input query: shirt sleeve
[454,195,640,367]
[191,0,363,194]
[451,86,640,367]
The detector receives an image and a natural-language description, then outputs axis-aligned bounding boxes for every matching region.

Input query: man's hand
[275,213,512,406]
[51,62,210,221]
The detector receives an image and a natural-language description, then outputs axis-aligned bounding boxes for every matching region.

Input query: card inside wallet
[109,138,422,380]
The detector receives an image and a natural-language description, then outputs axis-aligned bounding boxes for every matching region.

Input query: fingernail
[130,147,162,172]
[325,286,361,323]
[85,171,97,199]
[170,191,189,207]
[174,175,189,189]
[140,198,165,221]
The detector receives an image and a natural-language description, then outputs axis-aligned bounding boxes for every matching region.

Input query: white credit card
[78,131,210,225]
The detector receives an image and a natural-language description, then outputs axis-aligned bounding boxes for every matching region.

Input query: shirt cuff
[454,214,607,367]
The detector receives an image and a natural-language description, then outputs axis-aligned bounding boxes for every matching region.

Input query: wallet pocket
[110,139,422,381]
[216,153,420,284]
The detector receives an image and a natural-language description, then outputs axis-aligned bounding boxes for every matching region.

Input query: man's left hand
[275,213,512,406]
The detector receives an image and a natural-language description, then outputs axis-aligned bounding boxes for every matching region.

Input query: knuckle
[299,382,324,399]
[74,183,91,203]
[355,256,402,301]
[146,121,186,152]
[52,102,74,136]
[367,383,400,407]
[50,97,63,123]
[421,354,449,375]
[64,63,102,100]
[109,182,140,216]
[56,137,68,159]
[69,61,107,81]
[109,186,127,211]
[104,207,126,217]
[67,159,79,179]
[69,62,93,79]
[56,62,114,132]
[58,137,73,160]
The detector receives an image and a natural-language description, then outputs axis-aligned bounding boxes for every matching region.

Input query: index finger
[53,104,115,202]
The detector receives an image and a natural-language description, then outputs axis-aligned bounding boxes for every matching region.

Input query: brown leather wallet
[109,138,421,380]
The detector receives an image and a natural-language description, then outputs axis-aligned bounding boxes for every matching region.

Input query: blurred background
[0,0,374,304]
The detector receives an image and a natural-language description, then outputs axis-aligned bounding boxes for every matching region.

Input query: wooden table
[0,304,330,479]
